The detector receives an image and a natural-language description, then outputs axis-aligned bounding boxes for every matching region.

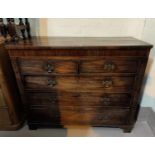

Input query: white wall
[47,18,145,38]
[46,18,155,111]
[141,19,155,111]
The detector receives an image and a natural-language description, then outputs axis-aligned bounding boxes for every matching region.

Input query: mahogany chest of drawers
[6,37,153,132]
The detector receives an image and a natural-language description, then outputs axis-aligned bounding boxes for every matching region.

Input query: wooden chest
[6,37,153,132]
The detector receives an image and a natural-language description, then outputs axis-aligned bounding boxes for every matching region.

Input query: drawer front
[0,108,11,124]
[28,106,129,126]
[27,92,57,107]
[28,106,61,124]
[24,75,135,92]
[81,59,139,73]
[60,107,129,125]
[19,59,77,74]
[27,92,131,107]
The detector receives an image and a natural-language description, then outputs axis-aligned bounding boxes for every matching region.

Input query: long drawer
[24,75,135,93]
[27,92,131,107]
[28,106,130,125]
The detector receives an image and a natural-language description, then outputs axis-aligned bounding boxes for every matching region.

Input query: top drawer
[18,57,140,75]
[81,59,139,73]
[18,59,77,75]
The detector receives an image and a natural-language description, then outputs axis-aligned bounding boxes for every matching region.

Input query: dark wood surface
[23,75,135,92]
[27,92,131,107]
[0,44,24,130]
[5,37,152,50]
[6,37,153,132]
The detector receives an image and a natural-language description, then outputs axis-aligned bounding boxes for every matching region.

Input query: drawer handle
[47,79,57,87]
[44,63,54,73]
[104,62,115,71]
[102,80,113,88]
[101,96,111,105]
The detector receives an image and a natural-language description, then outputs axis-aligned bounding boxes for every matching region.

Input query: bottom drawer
[28,106,130,126]
[61,108,129,125]
[28,106,61,124]
[0,108,11,124]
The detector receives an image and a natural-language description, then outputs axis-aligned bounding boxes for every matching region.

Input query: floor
[0,107,155,137]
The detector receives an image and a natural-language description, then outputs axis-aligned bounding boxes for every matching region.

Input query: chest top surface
[5,37,153,50]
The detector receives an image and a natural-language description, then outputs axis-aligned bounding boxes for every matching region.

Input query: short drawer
[19,59,77,75]
[81,59,139,73]
[24,75,135,93]
[27,92,131,107]
[60,107,130,125]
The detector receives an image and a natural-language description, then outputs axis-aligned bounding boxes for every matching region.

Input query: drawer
[81,59,139,73]
[0,108,11,124]
[60,107,130,125]
[27,92,57,107]
[27,92,131,107]
[28,106,129,126]
[24,75,135,92]
[19,59,77,75]
[28,106,61,124]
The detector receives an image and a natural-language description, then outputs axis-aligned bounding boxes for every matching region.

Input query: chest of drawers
[6,37,153,132]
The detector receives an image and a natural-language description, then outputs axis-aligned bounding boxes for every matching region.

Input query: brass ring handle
[44,63,54,73]
[103,62,115,71]
[47,79,57,87]
[102,80,113,88]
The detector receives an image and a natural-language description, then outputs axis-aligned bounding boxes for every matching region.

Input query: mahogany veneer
[6,37,153,132]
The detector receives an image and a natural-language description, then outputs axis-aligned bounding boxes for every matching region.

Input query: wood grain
[24,75,135,93]
[60,108,130,125]
[81,59,139,73]
[0,87,6,107]
[0,108,11,124]
[0,44,24,130]
[27,92,131,107]
[19,59,78,75]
